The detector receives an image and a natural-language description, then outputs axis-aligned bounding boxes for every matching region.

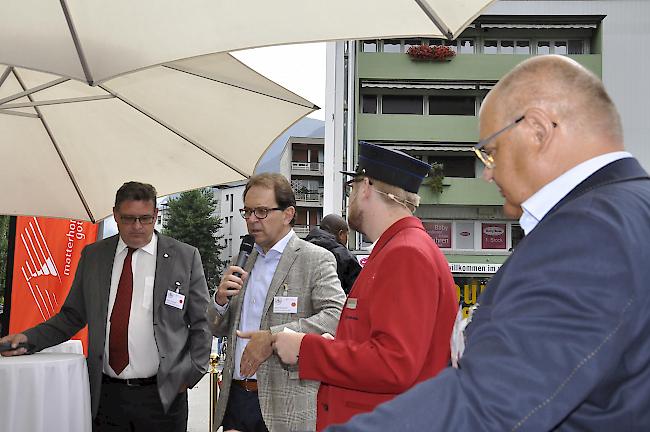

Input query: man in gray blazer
[209,173,346,432]
[0,182,212,432]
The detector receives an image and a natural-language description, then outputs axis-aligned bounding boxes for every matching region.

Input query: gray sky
[232,43,326,121]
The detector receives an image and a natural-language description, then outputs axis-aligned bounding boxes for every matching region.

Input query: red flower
[406,44,455,61]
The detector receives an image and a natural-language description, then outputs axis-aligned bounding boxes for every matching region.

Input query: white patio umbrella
[0,53,316,222]
[0,0,497,85]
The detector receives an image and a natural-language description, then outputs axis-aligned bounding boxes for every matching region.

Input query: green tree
[163,189,226,295]
[0,215,9,304]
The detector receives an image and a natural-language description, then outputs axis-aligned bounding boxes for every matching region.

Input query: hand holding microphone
[215,235,255,306]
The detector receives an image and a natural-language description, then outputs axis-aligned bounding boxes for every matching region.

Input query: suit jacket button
[323,403,329,411]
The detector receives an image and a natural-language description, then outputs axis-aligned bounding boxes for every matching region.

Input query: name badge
[165,290,185,309]
[273,296,298,313]
[346,298,358,309]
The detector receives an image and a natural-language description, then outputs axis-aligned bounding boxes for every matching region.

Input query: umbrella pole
[209,352,219,432]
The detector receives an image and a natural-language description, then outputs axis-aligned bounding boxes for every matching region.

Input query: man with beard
[273,142,458,430]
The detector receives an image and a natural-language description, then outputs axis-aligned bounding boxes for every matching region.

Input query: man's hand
[272,331,306,365]
[215,266,248,306]
[237,330,273,377]
[0,333,29,357]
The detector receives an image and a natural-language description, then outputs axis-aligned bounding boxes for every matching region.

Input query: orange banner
[9,216,98,356]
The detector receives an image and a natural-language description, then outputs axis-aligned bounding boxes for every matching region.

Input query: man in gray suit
[0,181,212,432]
[209,173,346,432]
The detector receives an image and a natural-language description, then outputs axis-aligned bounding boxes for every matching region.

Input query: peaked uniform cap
[342,142,431,193]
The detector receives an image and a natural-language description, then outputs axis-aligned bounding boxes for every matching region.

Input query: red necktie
[109,247,135,375]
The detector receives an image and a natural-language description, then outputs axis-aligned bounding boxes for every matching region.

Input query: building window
[361,95,378,114]
[484,40,498,54]
[229,194,234,213]
[568,40,584,55]
[554,40,568,55]
[428,96,475,116]
[404,39,423,52]
[381,95,423,115]
[362,40,377,53]
[382,39,401,53]
[515,40,530,54]
[459,39,475,54]
[500,40,515,54]
[537,41,551,55]
[428,156,476,178]
[511,224,524,250]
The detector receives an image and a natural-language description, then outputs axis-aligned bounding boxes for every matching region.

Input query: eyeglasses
[473,115,525,169]
[119,215,155,225]
[239,207,283,219]
[345,177,369,197]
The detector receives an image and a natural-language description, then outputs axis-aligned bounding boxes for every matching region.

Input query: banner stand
[1,216,16,337]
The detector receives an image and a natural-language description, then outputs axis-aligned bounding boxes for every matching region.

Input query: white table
[0,353,92,432]
[41,339,84,355]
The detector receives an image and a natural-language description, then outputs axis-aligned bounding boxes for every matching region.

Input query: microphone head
[240,234,255,254]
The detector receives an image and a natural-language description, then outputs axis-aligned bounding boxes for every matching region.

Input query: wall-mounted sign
[423,222,452,249]
[481,223,506,249]
[449,262,502,274]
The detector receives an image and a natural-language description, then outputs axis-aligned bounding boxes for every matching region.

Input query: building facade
[327,0,650,316]
[212,180,247,264]
[279,136,325,238]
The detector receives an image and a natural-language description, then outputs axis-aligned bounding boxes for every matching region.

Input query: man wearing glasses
[273,142,458,430]
[325,55,650,431]
[0,181,212,431]
[208,173,346,432]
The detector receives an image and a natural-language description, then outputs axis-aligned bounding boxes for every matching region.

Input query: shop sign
[481,223,506,249]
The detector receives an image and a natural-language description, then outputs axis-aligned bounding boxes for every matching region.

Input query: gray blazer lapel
[154,234,177,312]
[262,234,301,316]
[97,236,119,327]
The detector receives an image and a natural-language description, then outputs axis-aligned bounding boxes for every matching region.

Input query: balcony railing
[295,191,324,205]
[293,225,311,235]
[291,161,324,175]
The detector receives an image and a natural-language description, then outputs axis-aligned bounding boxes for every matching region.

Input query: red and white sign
[481,223,506,249]
[9,216,98,355]
[424,222,452,249]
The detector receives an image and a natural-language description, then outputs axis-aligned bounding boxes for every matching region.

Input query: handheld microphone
[233,234,255,278]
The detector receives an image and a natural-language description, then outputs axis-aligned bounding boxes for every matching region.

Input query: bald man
[327,55,650,431]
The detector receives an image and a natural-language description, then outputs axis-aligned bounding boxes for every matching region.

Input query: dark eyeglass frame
[119,214,156,225]
[239,207,284,220]
[345,177,372,197]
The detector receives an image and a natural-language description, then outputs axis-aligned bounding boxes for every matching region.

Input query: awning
[372,143,475,152]
[362,81,494,90]
[480,23,598,29]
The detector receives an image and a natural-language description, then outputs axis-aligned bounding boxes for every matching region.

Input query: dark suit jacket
[328,158,650,431]
[24,233,212,416]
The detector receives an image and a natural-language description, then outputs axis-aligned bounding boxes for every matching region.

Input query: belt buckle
[125,378,139,387]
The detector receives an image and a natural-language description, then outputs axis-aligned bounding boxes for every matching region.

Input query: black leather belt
[102,374,157,387]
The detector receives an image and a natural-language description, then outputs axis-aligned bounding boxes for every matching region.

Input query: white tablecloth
[0,353,92,432]
[41,339,84,355]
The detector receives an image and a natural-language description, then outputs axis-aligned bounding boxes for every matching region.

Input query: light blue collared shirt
[233,229,294,379]
[520,152,632,235]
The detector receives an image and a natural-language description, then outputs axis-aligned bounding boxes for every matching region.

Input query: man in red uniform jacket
[273,141,458,430]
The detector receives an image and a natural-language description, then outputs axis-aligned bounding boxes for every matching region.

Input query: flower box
[406,44,456,62]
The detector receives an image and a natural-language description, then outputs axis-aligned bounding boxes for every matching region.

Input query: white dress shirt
[216,229,294,380]
[103,234,159,378]
[520,152,632,235]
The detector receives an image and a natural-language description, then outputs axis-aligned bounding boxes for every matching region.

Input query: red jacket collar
[367,216,425,263]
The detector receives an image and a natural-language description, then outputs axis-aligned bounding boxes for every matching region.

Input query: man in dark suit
[326,55,650,431]
[305,214,361,294]
[0,181,212,431]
